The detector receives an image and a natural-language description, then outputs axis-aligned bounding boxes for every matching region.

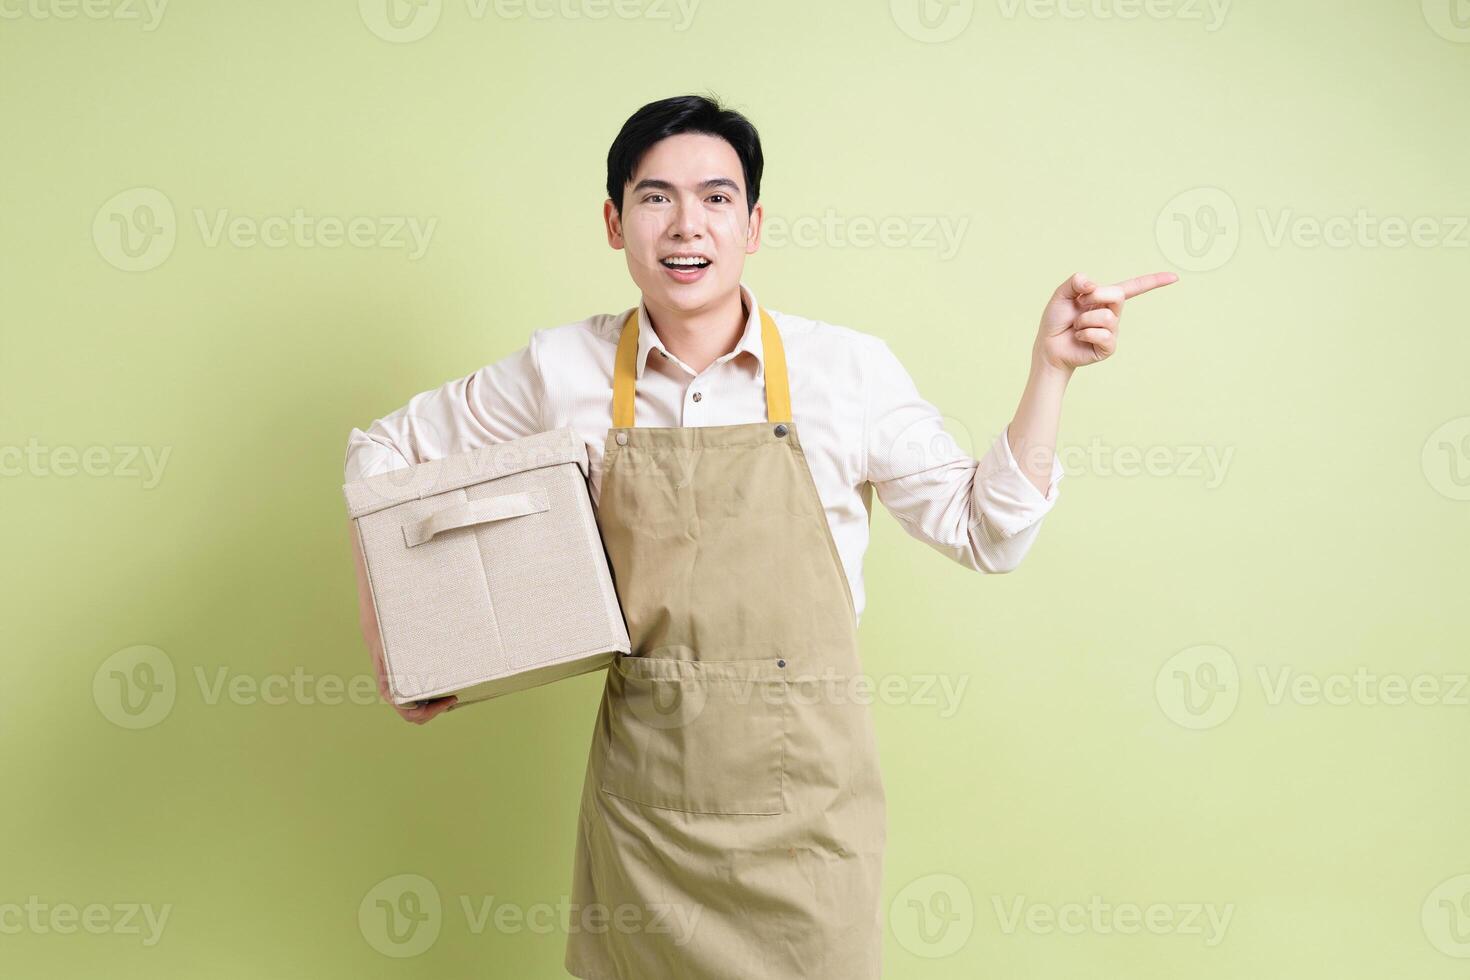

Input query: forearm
[1006,348,1073,498]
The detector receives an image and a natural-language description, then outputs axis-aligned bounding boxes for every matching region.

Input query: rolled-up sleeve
[862,337,1064,573]
[344,339,547,482]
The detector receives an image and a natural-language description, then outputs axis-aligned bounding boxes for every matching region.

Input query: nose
[669,195,705,241]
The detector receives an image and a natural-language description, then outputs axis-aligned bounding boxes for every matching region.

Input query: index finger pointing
[1114,271,1180,299]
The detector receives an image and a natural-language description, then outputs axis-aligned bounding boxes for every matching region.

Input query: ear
[604,198,624,250]
[744,200,763,255]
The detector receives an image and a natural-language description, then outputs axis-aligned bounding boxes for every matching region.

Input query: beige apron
[564,304,887,979]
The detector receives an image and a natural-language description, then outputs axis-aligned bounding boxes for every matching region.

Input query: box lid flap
[342,427,589,519]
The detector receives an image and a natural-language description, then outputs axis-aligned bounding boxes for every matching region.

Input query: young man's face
[606,132,763,315]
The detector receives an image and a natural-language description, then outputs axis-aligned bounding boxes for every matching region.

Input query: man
[345,94,1176,979]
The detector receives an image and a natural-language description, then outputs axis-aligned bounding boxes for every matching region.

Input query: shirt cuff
[973,430,1065,539]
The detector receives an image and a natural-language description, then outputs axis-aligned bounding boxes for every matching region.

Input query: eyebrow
[630,177,742,197]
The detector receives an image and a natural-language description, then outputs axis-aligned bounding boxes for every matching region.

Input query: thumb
[1055,271,1095,301]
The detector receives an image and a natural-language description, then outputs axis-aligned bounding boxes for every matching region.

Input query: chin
[653,278,720,307]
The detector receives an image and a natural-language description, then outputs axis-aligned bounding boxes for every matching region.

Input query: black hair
[605,92,764,218]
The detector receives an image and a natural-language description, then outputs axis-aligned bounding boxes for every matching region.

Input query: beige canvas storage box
[343,427,629,706]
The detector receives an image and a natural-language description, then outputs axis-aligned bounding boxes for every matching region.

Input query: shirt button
[692,392,702,402]
[615,431,628,446]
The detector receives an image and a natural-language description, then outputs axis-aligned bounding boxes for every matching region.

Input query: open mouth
[660,255,712,283]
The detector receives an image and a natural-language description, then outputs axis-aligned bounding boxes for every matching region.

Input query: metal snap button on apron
[615,431,628,445]
[774,423,788,437]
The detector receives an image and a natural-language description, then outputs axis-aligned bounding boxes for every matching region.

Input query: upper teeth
[664,257,708,266]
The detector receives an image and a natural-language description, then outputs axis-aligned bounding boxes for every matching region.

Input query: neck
[644,287,748,375]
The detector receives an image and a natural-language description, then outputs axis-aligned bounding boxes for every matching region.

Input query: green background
[3,0,1468,976]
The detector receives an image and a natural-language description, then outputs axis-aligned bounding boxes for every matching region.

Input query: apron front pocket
[599,654,790,816]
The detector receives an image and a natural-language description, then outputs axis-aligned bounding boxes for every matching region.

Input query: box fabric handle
[402,489,551,548]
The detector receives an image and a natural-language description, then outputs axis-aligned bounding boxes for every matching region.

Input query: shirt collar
[633,281,764,382]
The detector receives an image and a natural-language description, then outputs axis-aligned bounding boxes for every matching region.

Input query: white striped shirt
[344,281,1064,624]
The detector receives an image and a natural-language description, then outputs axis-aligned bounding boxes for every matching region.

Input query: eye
[644,194,669,204]
[709,194,730,204]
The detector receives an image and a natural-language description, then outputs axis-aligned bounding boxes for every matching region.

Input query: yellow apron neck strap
[611,302,791,428]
